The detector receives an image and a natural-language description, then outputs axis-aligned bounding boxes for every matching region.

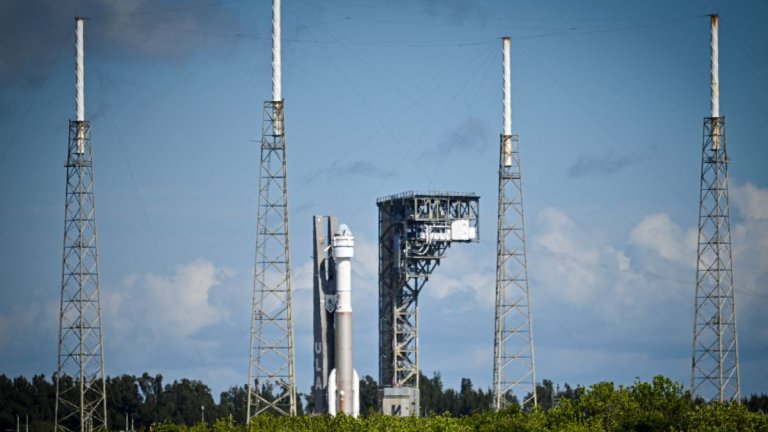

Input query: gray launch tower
[55,17,108,432]
[377,191,479,416]
[691,15,740,402]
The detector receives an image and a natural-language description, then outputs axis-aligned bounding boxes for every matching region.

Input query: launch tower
[377,191,479,416]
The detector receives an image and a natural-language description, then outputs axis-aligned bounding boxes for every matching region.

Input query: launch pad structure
[377,191,480,416]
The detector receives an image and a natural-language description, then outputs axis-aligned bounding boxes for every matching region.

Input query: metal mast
[691,14,740,403]
[493,37,536,410]
[55,17,108,432]
[247,0,297,418]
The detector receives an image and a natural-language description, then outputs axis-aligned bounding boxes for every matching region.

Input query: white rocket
[327,224,360,416]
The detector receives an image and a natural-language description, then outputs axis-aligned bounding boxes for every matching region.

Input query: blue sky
[1,0,767,403]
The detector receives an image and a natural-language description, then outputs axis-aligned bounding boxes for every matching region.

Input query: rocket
[327,224,360,416]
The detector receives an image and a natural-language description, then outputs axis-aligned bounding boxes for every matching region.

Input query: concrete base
[379,387,419,417]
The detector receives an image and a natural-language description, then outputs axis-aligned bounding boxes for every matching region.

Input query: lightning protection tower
[492,37,536,410]
[691,14,740,403]
[247,0,297,418]
[55,17,108,432]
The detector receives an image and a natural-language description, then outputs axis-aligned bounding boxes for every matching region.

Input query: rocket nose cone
[336,224,352,236]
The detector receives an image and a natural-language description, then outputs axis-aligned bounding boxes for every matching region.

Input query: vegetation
[1,373,766,431]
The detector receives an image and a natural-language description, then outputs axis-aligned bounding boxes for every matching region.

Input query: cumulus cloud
[731,182,768,221]
[730,183,768,318]
[624,183,768,349]
[529,207,687,321]
[105,259,226,343]
[532,207,604,306]
[627,183,768,310]
[629,213,697,268]
[424,245,495,309]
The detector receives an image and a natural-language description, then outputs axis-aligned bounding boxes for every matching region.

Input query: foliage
[358,375,379,415]
[419,372,494,416]
[1,373,767,431]
[745,393,768,414]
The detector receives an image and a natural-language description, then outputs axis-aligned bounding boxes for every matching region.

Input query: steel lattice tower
[691,15,740,403]
[377,192,479,416]
[247,0,296,418]
[493,37,536,410]
[55,17,108,432]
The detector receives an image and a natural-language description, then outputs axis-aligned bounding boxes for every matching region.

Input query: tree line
[1,373,766,432]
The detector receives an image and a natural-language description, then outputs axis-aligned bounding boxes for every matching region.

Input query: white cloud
[351,233,379,285]
[532,207,606,307]
[0,302,54,351]
[424,245,495,309]
[626,183,768,316]
[530,207,690,322]
[105,259,226,343]
[730,183,768,322]
[732,182,768,221]
[629,213,696,268]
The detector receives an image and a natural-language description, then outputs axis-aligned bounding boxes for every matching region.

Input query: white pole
[710,15,719,119]
[272,0,282,102]
[502,37,513,167]
[502,37,511,136]
[75,17,86,154]
[75,17,85,122]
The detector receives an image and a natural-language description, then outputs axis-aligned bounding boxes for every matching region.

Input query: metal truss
[691,117,740,402]
[377,192,479,412]
[492,134,536,409]
[56,120,107,432]
[248,101,297,418]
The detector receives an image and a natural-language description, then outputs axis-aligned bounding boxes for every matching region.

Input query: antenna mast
[247,0,297,418]
[493,37,537,410]
[55,16,108,432]
[691,14,740,402]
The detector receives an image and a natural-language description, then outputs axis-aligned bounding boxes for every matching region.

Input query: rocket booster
[328,224,359,416]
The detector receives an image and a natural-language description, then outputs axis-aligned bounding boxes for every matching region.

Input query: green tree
[216,385,247,424]
[106,374,143,430]
[419,372,445,415]
[158,379,215,425]
[744,393,768,414]
[358,375,378,416]
[137,373,164,423]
